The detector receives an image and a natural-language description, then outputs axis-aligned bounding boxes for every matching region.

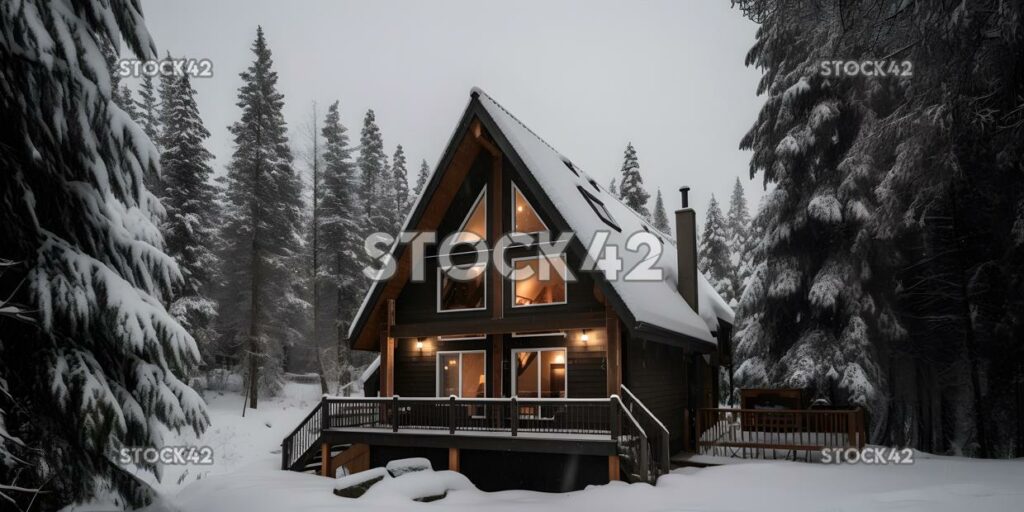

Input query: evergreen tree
[652,188,670,234]
[726,177,752,304]
[135,73,161,148]
[413,159,430,197]
[0,2,207,508]
[160,73,219,358]
[391,144,410,218]
[357,109,389,235]
[319,101,364,384]
[618,142,650,219]
[698,195,732,300]
[608,178,618,198]
[218,27,305,408]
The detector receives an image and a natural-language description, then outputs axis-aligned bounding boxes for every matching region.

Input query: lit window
[511,184,548,234]
[513,348,567,400]
[454,187,487,244]
[437,351,486,402]
[578,185,620,232]
[512,256,567,307]
[438,264,486,312]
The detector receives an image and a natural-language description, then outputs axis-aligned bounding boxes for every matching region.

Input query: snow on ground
[66,382,1024,512]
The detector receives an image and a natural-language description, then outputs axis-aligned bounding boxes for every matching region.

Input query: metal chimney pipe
[679,186,690,209]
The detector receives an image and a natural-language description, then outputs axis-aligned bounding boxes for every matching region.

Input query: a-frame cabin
[282,88,734,491]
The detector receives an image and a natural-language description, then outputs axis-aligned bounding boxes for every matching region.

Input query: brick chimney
[675,186,699,313]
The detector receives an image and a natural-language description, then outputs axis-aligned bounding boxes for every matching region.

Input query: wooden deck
[695,407,866,461]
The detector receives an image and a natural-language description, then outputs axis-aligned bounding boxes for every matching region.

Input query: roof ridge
[471,87,561,156]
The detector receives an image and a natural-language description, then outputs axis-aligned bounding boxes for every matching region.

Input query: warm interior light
[416,340,424,350]
[581,330,589,343]
[449,359,457,366]
[517,205,524,213]
[554,353,565,364]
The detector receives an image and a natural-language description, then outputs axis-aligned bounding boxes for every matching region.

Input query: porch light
[580,330,589,344]
[416,339,424,350]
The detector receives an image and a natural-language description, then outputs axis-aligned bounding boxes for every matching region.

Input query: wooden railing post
[609,397,620,440]
[281,441,289,470]
[392,395,399,432]
[449,396,457,435]
[321,396,328,431]
[511,397,519,437]
[638,434,650,483]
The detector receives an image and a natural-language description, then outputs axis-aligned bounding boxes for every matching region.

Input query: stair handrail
[610,394,651,483]
[620,385,671,478]
[281,400,324,469]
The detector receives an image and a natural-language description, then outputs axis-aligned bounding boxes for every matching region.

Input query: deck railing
[695,407,866,461]
[282,395,670,482]
[620,385,670,480]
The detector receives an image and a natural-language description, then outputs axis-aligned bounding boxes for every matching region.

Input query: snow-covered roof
[348,88,734,347]
[473,88,732,344]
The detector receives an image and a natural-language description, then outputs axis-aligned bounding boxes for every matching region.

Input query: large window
[511,256,567,307]
[437,264,486,312]
[437,351,486,400]
[511,184,548,234]
[454,187,487,244]
[512,348,567,399]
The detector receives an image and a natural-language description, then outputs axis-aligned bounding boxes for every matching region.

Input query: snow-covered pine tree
[726,177,752,304]
[135,73,161,148]
[357,109,390,236]
[652,189,670,234]
[159,73,219,359]
[698,195,732,300]
[413,159,430,198]
[0,2,207,508]
[218,27,305,408]
[391,144,411,224]
[618,142,651,219]
[608,178,618,198]
[319,101,365,385]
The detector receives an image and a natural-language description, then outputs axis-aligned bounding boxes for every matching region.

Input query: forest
[0,0,1022,510]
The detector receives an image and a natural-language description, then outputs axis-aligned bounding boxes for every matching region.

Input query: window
[512,348,567,399]
[511,256,567,307]
[562,158,579,176]
[437,264,486,312]
[578,185,621,232]
[437,351,486,405]
[511,184,548,234]
[454,187,487,244]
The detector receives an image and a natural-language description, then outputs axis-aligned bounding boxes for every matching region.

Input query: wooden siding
[622,328,690,453]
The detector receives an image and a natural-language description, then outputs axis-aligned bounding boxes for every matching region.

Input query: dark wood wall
[622,329,690,453]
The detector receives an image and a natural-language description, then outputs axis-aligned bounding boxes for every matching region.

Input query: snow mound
[386,457,433,477]
[362,470,476,502]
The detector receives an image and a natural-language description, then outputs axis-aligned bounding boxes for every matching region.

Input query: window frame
[435,349,488,399]
[510,347,568,400]
[436,264,488,313]
[578,185,621,232]
[510,182,549,235]
[453,185,487,244]
[509,255,569,309]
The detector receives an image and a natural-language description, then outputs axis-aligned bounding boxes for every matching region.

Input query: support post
[608,455,620,482]
[639,434,649,483]
[281,442,289,470]
[392,395,399,432]
[448,447,460,472]
[321,395,328,430]
[321,442,332,477]
[605,306,621,397]
[449,395,457,434]
[609,397,620,440]
[511,396,518,437]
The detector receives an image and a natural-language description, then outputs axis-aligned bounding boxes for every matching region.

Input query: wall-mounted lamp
[580,330,589,344]
[416,338,424,350]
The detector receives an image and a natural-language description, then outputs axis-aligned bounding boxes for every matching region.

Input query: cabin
[281,88,735,491]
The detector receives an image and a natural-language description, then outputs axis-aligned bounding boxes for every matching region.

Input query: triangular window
[454,186,487,244]
[511,184,548,234]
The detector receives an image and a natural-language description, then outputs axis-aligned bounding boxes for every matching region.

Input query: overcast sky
[138,0,765,227]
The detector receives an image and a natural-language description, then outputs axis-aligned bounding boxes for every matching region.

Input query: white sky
[138,0,766,227]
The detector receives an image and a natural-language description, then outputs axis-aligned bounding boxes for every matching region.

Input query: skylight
[562,158,579,176]
[577,185,620,232]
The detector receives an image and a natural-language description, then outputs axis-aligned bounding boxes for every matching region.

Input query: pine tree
[414,159,430,197]
[160,73,219,358]
[652,189,670,234]
[135,73,161,148]
[319,101,364,384]
[0,3,207,508]
[392,145,410,215]
[726,177,752,304]
[618,142,650,219]
[608,178,618,198]
[357,109,389,235]
[218,27,305,408]
[698,195,732,300]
